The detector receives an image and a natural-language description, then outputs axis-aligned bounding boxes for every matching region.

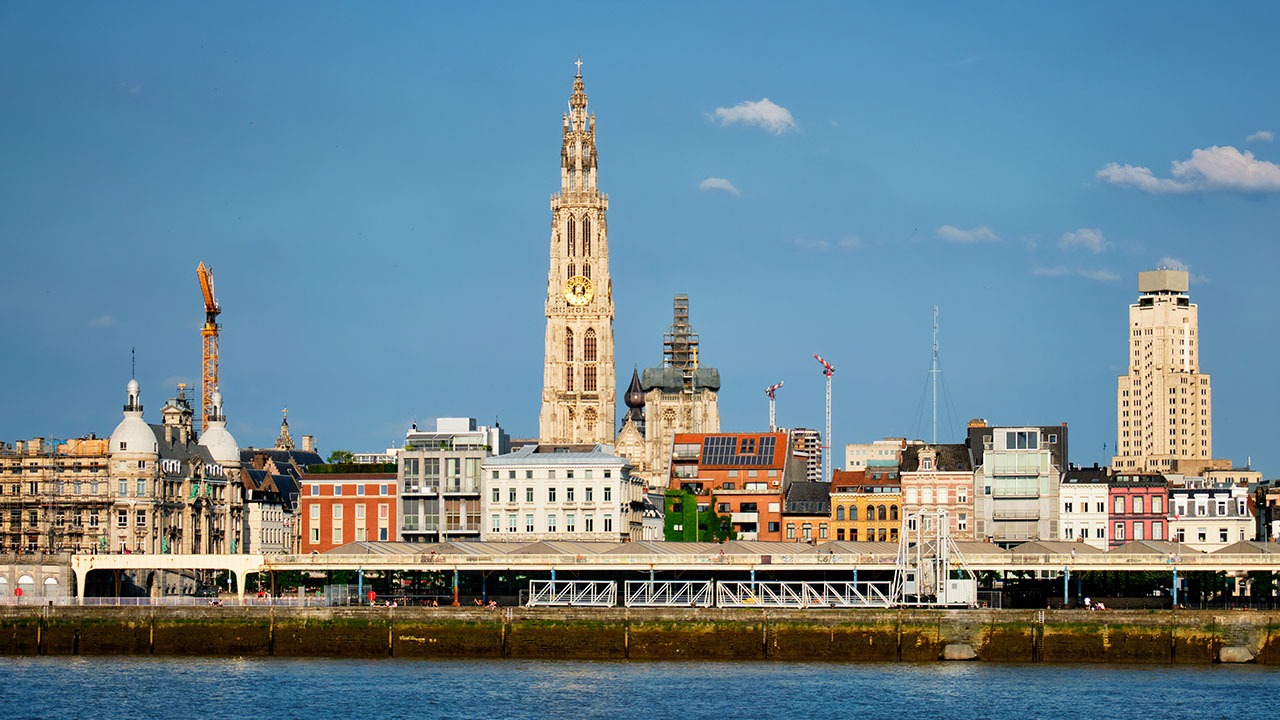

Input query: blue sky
[2,3,1278,475]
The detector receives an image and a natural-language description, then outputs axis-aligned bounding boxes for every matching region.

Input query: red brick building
[300,473,397,552]
[1108,473,1168,547]
[668,432,805,541]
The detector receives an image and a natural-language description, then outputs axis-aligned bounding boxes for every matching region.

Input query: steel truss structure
[624,580,714,607]
[526,580,616,607]
[891,508,978,607]
[716,581,893,608]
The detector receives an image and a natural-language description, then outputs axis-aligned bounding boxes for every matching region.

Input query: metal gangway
[526,580,616,607]
[624,580,714,607]
[716,581,894,608]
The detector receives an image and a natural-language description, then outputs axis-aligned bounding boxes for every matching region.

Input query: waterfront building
[1059,465,1110,549]
[480,444,641,541]
[0,435,110,554]
[109,380,241,555]
[299,471,398,552]
[845,438,908,471]
[240,443,321,554]
[1168,479,1253,552]
[1113,269,1217,474]
[1255,481,1280,542]
[830,469,902,542]
[1107,472,1168,547]
[899,444,974,541]
[539,64,617,445]
[616,295,721,487]
[789,428,823,482]
[782,481,831,542]
[969,420,1067,547]
[398,418,508,543]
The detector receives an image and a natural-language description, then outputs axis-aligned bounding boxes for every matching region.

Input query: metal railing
[716,581,894,608]
[527,580,616,607]
[624,580,713,607]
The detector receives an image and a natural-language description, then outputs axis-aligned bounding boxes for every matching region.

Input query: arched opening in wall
[877,505,887,521]
[568,217,576,256]
[566,328,575,362]
[584,329,597,362]
[585,407,598,432]
[836,506,845,521]
[17,574,35,597]
[583,217,591,255]
[44,576,60,597]
[849,506,858,521]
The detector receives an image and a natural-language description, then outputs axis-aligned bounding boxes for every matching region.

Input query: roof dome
[200,422,239,465]
[624,368,645,409]
[110,378,155,455]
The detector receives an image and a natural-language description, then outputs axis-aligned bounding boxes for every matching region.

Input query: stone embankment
[0,606,1276,664]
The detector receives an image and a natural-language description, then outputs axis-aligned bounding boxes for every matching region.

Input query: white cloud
[936,225,998,243]
[712,98,797,134]
[837,235,863,250]
[1097,145,1280,193]
[1059,228,1109,254]
[1158,256,1189,271]
[792,238,830,251]
[86,315,116,328]
[1246,130,1274,144]
[1031,265,1118,282]
[699,177,741,195]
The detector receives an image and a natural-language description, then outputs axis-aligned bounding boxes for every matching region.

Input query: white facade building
[481,444,642,542]
[1059,467,1110,550]
[1169,481,1254,552]
[845,438,908,471]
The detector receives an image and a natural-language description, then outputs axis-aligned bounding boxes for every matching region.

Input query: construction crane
[813,354,835,483]
[765,381,784,432]
[196,262,221,434]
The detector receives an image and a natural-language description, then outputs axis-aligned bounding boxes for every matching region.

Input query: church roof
[641,366,721,393]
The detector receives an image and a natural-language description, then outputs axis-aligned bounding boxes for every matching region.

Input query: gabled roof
[1007,540,1105,555]
[784,481,831,514]
[900,444,972,473]
[1213,541,1280,555]
[1108,539,1194,555]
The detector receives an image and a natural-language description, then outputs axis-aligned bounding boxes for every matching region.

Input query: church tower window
[584,366,597,392]
[584,329,597,361]
[565,366,574,391]
[566,328,574,362]
[583,218,591,255]
[567,217,576,255]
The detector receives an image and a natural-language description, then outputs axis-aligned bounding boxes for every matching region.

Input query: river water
[1,657,1272,719]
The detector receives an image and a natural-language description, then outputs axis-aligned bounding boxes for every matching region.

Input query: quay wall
[0,606,1277,664]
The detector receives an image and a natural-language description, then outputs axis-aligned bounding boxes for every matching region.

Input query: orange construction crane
[197,262,221,433]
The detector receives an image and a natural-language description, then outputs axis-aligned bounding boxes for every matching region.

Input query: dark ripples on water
[1,657,1272,720]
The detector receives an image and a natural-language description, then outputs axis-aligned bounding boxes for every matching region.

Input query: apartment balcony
[992,509,1040,521]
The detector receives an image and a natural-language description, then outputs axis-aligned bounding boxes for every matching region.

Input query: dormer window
[922,458,933,470]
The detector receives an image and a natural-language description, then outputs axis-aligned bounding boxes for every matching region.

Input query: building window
[849,506,858,521]
[136,479,147,496]
[585,516,594,532]
[334,486,343,496]
[567,217,575,255]
[379,527,388,541]
[117,511,128,528]
[583,217,591,255]
[332,528,343,544]
[509,487,517,503]
[549,487,556,502]
[526,514,534,533]
[1114,497,1124,514]
[1153,523,1163,540]
[508,514,517,532]
[566,514,576,532]
[603,515,612,532]
[357,485,365,496]
[118,479,128,497]
[333,506,343,520]
[1133,496,1144,514]
[567,487,575,502]
[566,328,574,362]
[135,510,146,528]
[584,329,597,362]
[492,514,500,533]
[958,512,967,531]
[356,504,366,520]
[836,506,845,521]
[604,487,612,502]
[584,366,597,392]
[547,514,557,533]
[566,366,573,391]
[786,523,796,539]
[585,487,593,502]
[1114,523,1124,541]
[1064,502,1073,514]
[526,487,534,502]
[492,488,500,503]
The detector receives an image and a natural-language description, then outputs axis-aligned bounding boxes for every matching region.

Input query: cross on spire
[575,56,583,76]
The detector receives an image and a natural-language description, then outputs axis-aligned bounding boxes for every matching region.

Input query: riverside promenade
[1,605,1278,664]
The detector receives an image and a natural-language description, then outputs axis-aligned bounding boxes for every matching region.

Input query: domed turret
[198,389,239,465]
[624,368,645,423]
[110,378,156,455]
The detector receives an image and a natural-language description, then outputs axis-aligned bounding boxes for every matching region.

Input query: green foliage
[663,489,735,542]
[307,462,397,474]
[327,450,356,464]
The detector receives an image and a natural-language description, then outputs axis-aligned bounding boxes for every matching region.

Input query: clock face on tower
[564,275,594,306]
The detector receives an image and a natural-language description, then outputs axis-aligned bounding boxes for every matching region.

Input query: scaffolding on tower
[765,381,784,432]
[665,295,701,431]
[196,262,221,435]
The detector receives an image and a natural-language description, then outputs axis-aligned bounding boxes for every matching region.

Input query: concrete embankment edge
[0,607,1276,664]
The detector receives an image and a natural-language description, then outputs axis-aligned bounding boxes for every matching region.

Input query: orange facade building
[830,468,902,542]
[669,432,802,541]
[300,473,398,552]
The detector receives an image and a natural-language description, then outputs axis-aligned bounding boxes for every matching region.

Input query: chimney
[15,441,25,453]
[29,438,43,454]
[302,435,314,453]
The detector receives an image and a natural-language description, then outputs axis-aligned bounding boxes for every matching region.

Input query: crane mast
[765,381,784,432]
[197,262,221,434]
[813,354,835,483]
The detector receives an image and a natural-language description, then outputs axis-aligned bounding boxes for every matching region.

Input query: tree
[327,449,355,465]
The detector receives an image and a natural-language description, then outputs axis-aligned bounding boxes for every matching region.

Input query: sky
[2,3,1278,476]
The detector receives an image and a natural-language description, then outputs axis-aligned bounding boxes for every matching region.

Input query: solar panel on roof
[700,435,776,466]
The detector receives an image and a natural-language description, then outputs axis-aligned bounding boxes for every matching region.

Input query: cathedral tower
[539,62,617,444]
